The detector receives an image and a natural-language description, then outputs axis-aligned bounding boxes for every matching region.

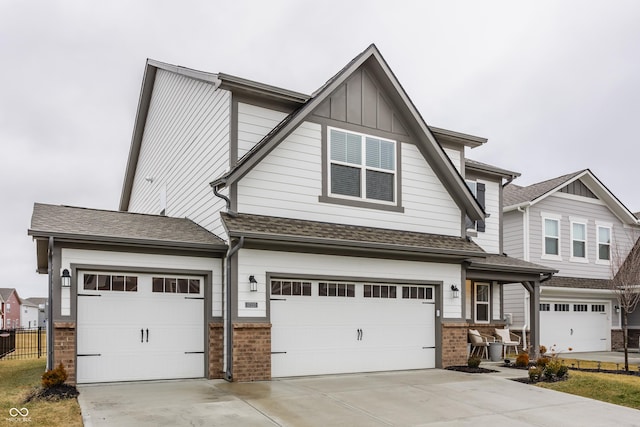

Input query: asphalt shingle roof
[29,203,225,249]
[0,288,17,301]
[543,276,611,290]
[221,212,485,255]
[503,170,586,207]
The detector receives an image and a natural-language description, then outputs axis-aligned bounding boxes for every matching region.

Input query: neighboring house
[503,169,640,352]
[25,297,48,328]
[21,299,40,329]
[29,44,553,384]
[0,288,21,329]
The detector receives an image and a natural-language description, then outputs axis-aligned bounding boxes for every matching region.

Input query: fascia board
[217,72,309,104]
[468,262,557,275]
[503,202,531,213]
[580,171,639,225]
[27,230,228,254]
[540,286,614,295]
[525,170,590,208]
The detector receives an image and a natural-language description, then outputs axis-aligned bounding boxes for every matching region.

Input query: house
[24,297,48,328]
[20,299,40,329]
[503,169,640,352]
[0,288,21,330]
[29,44,554,384]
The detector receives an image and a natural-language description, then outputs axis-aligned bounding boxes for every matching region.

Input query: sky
[1,0,639,300]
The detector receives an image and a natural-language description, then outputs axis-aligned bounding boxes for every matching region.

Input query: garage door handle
[141,329,144,343]
[146,328,149,342]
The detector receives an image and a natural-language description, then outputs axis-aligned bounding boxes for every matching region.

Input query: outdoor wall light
[61,269,71,288]
[615,305,620,313]
[249,275,258,292]
[450,284,460,298]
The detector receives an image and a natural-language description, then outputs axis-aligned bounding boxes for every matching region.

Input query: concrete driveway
[78,367,640,427]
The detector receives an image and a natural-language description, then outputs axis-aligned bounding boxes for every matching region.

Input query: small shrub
[543,359,563,380]
[539,345,547,355]
[42,363,68,388]
[515,352,529,367]
[467,356,481,368]
[536,356,550,368]
[556,365,569,379]
[528,366,542,382]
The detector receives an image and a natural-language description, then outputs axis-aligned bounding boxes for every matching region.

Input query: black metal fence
[0,327,46,360]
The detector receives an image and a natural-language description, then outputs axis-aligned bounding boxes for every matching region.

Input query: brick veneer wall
[53,322,76,384]
[209,322,224,379]
[232,323,271,382]
[612,329,640,350]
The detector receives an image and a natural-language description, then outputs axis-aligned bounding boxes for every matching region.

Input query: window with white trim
[543,218,560,256]
[364,284,396,298]
[475,283,490,323]
[571,222,587,260]
[597,225,611,261]
[329,127,396,203]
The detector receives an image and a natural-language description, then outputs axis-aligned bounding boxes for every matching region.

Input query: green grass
[538,370,640,409]
[0,359,82,426]
[558,357,639,372]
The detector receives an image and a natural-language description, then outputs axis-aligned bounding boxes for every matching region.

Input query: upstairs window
[597,225,611,262]
[544,218,560,257]
[329,128,396,203]
[465,180,485,232]
[571,222,587,260]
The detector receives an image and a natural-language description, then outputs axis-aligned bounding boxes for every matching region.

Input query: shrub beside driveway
[0,358,82,426]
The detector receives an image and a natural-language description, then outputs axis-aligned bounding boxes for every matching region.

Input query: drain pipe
[224,236,244,381]
[212,180,237,217]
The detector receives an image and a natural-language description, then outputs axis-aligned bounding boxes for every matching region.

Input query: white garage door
[77,271,204,383]
[540,301,610,353]
[271,280,436,378]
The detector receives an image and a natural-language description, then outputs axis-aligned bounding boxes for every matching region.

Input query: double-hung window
[475,283,490,323]
[329,128,396,203]
[571,221,587,261]
[597,225,611,262]
[543,217,560,257]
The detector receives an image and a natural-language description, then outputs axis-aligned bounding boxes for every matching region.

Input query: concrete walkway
[78,367,640,427]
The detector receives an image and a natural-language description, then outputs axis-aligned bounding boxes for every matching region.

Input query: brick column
[53,322,76,384]
[232,323,271,382]
[208,322,224,379]
[441,323,469,367]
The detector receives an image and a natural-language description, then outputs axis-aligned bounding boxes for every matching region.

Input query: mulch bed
[24,384,79,402]
[445,365,499,374]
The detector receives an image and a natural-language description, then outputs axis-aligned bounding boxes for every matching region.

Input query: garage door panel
[77,271,205,384]
[271,282,436,378]
[541,301,609,353]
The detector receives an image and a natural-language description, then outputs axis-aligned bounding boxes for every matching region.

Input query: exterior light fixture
[615,305,620,313]
[61,269,71,288]
[450,284,460,299]
[249,275,258,292]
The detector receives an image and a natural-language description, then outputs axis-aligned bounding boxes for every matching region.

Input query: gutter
[47,237,54,370]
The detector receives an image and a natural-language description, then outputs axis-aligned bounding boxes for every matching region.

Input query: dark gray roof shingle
[29,203,225,249]
[221,212,485,255]
[503,170,586,207]
[0,288,17,301]
[543,276,611,290]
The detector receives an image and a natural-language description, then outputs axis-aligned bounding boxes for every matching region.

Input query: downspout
[47,237,54,370]
[212,181,237,217]
[224,236,244,381]
[516,205,530,261]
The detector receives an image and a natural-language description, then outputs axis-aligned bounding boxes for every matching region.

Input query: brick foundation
[232,323,271,382]
[53,322,76,385]
[209,322,224,379]
[441,322,510,367]
[612,329,640,350]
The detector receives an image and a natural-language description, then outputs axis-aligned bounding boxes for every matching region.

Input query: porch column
[522,280,540,357]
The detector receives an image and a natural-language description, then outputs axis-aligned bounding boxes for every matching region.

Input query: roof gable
[504,169,638,225]
[212,44,485,221]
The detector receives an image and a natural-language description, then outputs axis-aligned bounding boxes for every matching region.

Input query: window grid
[554,304,570,312]
[574,304,588,312]
[152,277,200,294]
[364,284,397,298]
[318,282,355,298]
[592,304,606,312]
[270,280,312,296]
[475,283,490,323]
[401,286,433,300]
[84,274,138,292]
[540,303,551,311]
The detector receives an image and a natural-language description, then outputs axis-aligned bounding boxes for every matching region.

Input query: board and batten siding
[528,194,637,279]
[236,249,461,319]
[61,248,223,318]
[127,69,231,239]
[471,179,500,254]
[237,122,462,236]
[503,210,525,260]
[237,103,288,159]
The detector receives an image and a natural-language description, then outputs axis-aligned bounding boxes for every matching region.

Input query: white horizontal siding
[237,125,462,236]
[471,179,500,254]
[128,69,231,239]
[61,248,223,317]
[236,249,462,318]
[503,210,524,259]
[237,103,288,158]
[443,146,462,174]
[528,194,637,279]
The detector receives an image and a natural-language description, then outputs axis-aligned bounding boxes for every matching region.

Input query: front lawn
[0,358,82,426]
[537,370,640,410]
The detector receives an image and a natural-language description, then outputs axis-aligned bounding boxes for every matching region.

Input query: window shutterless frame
[596,225,612,263]
[327,126,397,205]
